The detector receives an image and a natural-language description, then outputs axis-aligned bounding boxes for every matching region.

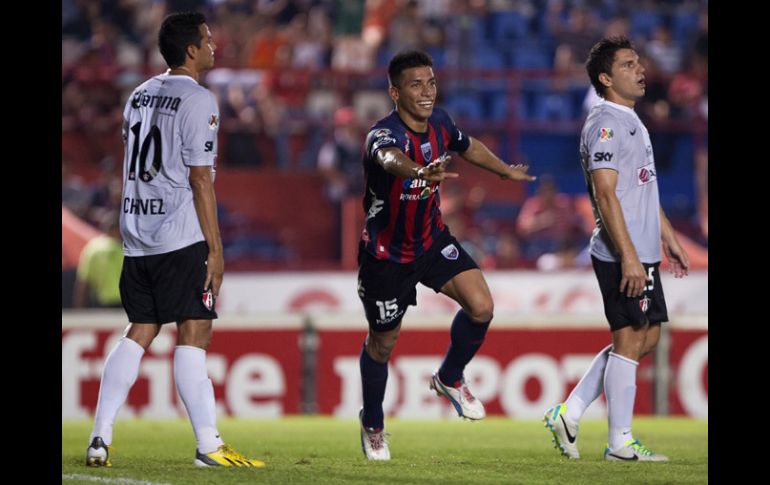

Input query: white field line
[62,474,172,485]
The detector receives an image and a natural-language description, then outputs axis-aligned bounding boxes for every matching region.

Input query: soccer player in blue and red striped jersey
[357,50,536,460]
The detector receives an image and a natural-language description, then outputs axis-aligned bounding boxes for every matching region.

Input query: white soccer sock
[565,344,612,422]
[90,337,145,445]
[174,345,223,454]
[604,352,639,451]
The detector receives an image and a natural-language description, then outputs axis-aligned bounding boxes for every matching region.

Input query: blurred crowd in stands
[62,0,708,275]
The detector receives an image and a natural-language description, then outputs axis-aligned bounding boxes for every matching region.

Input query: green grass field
[63,417,707,484]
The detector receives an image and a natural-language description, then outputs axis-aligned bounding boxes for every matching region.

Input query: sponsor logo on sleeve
[373,128,391,138]
[372,136,397,150]
[593,152,614,162]
[208,114,219,131]
[598,127,614,143]
[637,162,657,185]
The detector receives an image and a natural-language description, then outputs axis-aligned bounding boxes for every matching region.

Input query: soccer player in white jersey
[85,12,265,468]
[543,37,690,462]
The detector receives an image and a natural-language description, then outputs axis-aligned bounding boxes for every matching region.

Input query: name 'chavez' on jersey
[120,73,219,257]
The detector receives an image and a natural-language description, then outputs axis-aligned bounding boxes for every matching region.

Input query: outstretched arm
[189,165,224,298]
[460,136,536,182]
[591,168,646,297]
[376,147,459,182]
[659,207,690,278]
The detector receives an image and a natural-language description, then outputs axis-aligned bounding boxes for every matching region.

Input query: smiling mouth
[417,101,434,109]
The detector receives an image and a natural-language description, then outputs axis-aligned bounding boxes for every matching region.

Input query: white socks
[604,352,639,451]
[174,345,223,454]
[90,337,145,445]
[565,344,612,422]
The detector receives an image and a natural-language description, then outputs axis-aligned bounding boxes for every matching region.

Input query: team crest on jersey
[421,142,432,162]
[208,114,219,131]
[637,162,657,185]
[202,288,214,311]
[598,128,614,143]
[441,244,459,260]
[639,296,651,313]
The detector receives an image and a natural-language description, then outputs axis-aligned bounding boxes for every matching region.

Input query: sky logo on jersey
[637,163,657,185]
[421,142,432,162]
[598,128,614,143]
[208,114,219,131]
[441,244,459,260]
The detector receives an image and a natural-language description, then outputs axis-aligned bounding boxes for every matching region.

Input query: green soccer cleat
[604,439,669,462]
[543,403,580,459]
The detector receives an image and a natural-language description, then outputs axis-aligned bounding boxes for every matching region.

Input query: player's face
[391,66,437,123]
[604,48,646,107]
[197,24,216,70]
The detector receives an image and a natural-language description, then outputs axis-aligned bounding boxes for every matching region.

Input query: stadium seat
[491,11,530,42]
[443,93,483,120]
[630,10,662,38]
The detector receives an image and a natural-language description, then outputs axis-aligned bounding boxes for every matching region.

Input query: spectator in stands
[87,156,124,227]
[73,211,123,309]
[317,106,364,260]
[516,175,585,259]
[694,146,707,241]
[544,36,690,463]
[667,54,707,120]
[62,157,91,220]
[356,50,536,461]
[220,83,263,166]
[645,23,683,76]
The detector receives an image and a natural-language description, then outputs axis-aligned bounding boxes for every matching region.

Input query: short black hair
[586,36,634,98]
[158,12,206,69]
[388,50,433,88]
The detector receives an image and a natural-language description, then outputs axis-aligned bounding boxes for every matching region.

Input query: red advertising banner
[63,323,707,419]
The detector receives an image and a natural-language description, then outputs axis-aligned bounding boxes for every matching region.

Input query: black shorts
[357,230,479,332]
[119,241,218,324]
[592,256,668,331]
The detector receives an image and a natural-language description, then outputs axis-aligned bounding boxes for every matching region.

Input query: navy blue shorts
[119,241,218,324]
[357,230,478,332]
[591,256,669,331]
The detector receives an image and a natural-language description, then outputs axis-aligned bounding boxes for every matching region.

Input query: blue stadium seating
[491,11,530,42]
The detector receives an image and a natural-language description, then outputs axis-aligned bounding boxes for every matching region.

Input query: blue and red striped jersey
[360,108,470,263]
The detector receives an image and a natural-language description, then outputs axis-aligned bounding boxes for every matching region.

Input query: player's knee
[641,339,658,358]
[126,324,161,350]
[367,333,398,363]
[177,320,213,350]
[467,298,494,324]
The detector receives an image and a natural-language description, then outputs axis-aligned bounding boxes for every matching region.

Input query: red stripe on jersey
[376,176,404,261]
[399,131,424,262]
[440,125,450,149]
